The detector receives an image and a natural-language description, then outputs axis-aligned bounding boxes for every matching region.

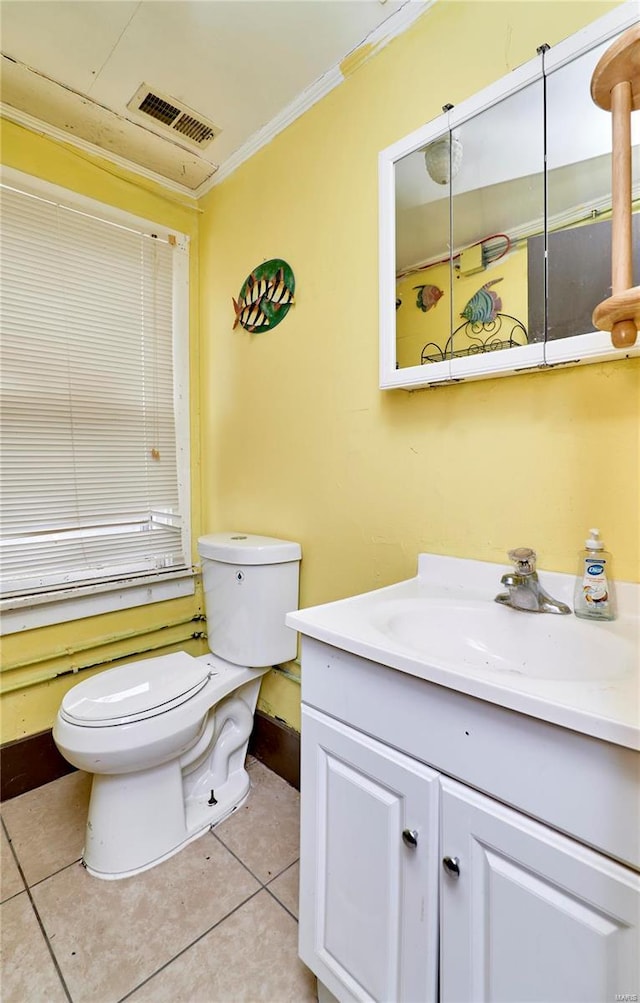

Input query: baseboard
[1,711,301,802]
[1,729,75,802]
[248,710,300,791]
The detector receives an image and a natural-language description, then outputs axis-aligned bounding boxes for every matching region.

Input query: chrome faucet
[495,548,571,615]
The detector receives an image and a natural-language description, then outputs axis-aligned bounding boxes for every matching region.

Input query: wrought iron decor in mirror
[378,3,640,390]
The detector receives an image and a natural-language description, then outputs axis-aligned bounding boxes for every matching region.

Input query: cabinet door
[299,706,440,1003]
[440,778,640,1003]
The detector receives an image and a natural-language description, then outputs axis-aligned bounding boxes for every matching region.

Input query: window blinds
[0,184,189,598]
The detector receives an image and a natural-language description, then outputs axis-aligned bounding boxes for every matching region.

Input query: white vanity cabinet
[440,779,639,1003]
[297,636,640,1003]
[299,707,440,1003]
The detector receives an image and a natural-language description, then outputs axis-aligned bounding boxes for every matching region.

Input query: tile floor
[0,757,317,1003]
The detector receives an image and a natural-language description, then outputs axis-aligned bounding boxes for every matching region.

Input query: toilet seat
[59,652,212,728]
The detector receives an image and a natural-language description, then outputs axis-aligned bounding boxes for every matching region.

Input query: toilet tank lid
[198,533,301,565]
[60,652,210,724]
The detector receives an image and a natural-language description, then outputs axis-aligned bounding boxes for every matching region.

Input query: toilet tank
[198,533,302,667]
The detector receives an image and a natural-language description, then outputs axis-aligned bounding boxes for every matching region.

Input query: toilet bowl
[53,533,301,880]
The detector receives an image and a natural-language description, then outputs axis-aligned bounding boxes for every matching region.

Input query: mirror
[379,4,640,390]
[394,123,451,383]
[394,130,448,366]
[449,74,545,381]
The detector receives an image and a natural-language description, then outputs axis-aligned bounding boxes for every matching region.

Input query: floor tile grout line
[263,882,299,924]
[265,857,300,886]
[0,813,29,904]
[115,886,265,1003]
[208,828,301,919]
[1,817,74,1003]
[261,853,301,886]
[211,827,300,888]
[209,828,268,885]
[24,855,85,891]
[0,888,29,906]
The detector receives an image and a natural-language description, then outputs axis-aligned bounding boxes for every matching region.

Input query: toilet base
[83,762,252,880]
[82,676,265,880]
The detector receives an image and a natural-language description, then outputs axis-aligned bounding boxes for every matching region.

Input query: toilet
[53,533,301,880]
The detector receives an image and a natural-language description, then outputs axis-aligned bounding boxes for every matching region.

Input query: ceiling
[0,0,428,197]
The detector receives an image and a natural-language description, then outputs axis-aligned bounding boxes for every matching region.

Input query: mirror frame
[379,2,640,391]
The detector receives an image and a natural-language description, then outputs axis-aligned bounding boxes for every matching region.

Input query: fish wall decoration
[414,283,443,312]
[461,278,503,324]
[233,258,295,333]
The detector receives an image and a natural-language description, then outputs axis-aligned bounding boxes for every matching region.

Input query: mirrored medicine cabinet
[379,3,640,390]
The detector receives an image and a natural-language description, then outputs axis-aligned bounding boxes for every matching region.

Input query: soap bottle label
[581,558,609,606]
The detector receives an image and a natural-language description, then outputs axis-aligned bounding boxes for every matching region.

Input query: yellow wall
[2,0,638,744]
[199,1,638,727]
[0,121,207,743]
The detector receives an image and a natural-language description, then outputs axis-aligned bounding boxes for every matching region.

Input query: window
[0,169,192,631]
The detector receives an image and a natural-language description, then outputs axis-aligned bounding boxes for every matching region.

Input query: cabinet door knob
[402,828,418,848]
[442,855,460,877]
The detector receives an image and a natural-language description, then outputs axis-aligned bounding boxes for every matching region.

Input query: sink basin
[287,553,639,748]
[372,598,634,681]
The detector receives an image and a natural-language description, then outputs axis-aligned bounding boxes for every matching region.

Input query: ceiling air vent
[128,83,219,149]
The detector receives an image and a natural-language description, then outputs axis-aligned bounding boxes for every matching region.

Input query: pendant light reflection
[424,133,463,185]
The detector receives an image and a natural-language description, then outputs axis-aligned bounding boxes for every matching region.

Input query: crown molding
[196,63,344,195]
[195,0,432,196]
[2,0,431,202]
[0,103,200,202]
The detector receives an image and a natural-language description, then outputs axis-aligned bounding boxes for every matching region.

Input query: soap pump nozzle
[585,528,604,551]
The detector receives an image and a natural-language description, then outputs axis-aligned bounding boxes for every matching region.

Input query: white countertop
[287,554,640,751]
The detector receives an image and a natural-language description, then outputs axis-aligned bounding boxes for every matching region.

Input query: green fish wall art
[233,258,295,333]
[461,278,503,323]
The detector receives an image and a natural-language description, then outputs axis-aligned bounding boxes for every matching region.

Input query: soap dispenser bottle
[574,528,616,621]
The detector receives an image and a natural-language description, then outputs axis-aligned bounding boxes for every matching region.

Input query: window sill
[0,570,197,635]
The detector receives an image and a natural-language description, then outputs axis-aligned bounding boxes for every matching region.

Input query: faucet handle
[508,547,537,574]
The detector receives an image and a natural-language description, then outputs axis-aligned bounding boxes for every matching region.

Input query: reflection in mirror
[451,79,545,367]
[394,128,451,369]
[543,33,640,351]
[393,77,547,373]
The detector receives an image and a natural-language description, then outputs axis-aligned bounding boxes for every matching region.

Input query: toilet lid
[60,652,210,726]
